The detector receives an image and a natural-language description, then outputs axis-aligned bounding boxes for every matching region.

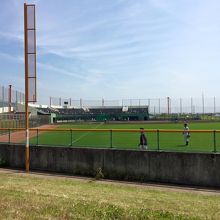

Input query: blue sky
[0,0,220,104]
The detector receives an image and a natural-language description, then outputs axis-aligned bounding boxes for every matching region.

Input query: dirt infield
[0,124,59,143]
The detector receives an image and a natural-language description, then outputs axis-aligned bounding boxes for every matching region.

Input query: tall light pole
[8,85,12,112]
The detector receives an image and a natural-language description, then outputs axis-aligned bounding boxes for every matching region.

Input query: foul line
[70,123,104,145]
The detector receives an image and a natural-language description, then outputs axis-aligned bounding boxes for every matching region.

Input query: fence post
[157,129,160,151]
[110,130,113,148]
[70,129,73,146]
[36,129,39,145]
[213,130,216,153]
[8,129,11,144]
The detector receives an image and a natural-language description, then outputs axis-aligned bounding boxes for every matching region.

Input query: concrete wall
[0,144,220,187]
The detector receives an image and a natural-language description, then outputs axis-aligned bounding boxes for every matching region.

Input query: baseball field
[28,121,220,152]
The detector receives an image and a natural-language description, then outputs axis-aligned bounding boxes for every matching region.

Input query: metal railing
[0,128,219,153]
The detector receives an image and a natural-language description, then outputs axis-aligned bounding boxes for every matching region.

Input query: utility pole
[8,85,12,112]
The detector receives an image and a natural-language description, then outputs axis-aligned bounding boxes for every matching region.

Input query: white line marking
[71,123,104,145]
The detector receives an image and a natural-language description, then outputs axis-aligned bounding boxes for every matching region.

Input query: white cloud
[1,0,220,104]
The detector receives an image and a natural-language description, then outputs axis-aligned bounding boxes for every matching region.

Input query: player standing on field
[183,123,190,146]
[139,128,148,150]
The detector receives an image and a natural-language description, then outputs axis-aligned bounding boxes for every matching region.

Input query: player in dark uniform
[139,128,148,150]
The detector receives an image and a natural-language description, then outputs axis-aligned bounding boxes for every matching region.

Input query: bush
[0,158,8,167]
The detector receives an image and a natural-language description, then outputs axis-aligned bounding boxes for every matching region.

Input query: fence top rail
[0,128,24,131]
[0,128,220,133]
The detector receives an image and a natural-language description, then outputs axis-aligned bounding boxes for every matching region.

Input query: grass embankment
[29,122,220,152]
[0,171,220,219]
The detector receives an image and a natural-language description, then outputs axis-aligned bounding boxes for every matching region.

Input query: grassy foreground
[0,171,220,219]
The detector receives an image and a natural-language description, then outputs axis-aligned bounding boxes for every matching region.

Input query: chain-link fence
[0,85,50,129]
[49,96,220,115]
[0,113,50,129]
[0,85,25,113]
[0,128,219,153]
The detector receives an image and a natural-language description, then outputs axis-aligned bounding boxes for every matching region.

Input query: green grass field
[0,171,220,219]
[29,122,220,152]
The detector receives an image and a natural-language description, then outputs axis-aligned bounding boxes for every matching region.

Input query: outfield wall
[0,144,220,187]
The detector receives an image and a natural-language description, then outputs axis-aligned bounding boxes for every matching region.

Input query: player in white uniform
[183,123,190,146]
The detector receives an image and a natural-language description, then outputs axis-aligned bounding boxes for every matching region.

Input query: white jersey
[183,126,190,143]
[183,126,189,136]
